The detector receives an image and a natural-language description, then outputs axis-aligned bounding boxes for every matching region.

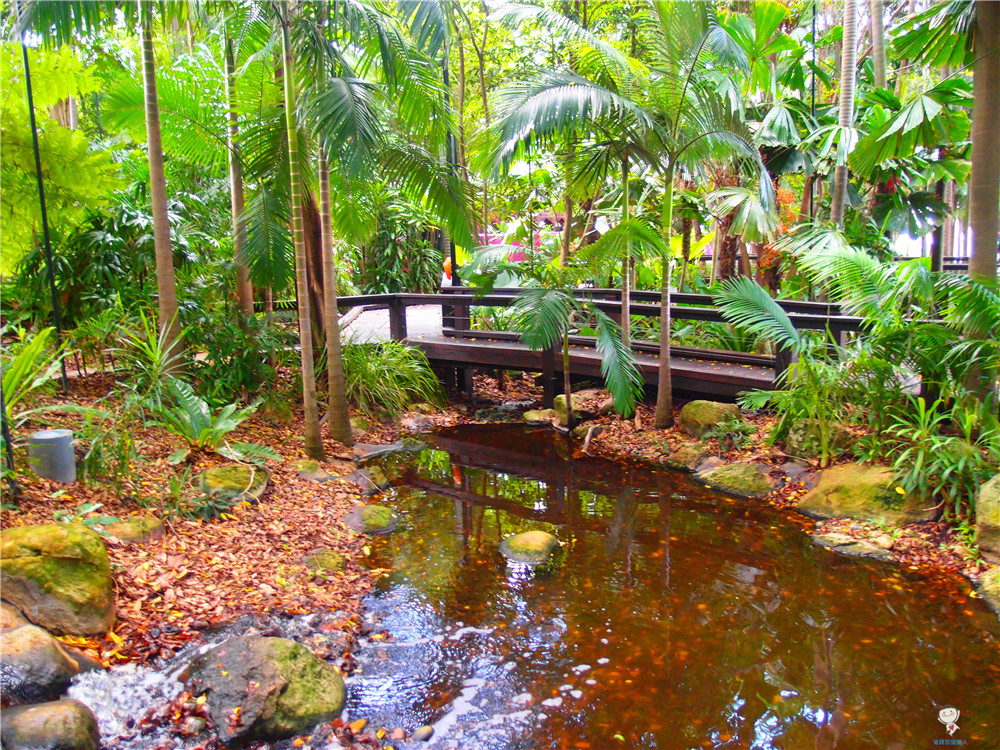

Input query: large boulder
[0,624,92,705]
[499,531,559,565]
[0,525,114,636]
[552,395,585,427]
[0,699,100,750]
[783,419,852,459]
[186,636,346,745]
[796,463,935,527]
[975,474,1000,563]
[344,504,398,534]
[977,567,1000,616]
[201,464,268,503]
[104,514,163,544]
[695,462,774,499]
[678,401,741,439]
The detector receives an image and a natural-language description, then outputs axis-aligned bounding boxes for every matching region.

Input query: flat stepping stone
[352,439,424,464]
[302,548,345,573]
[201,464,268,503]
[811,533,892,561]
[695,462,775,498]
[500,530,559,565]
[293,459,337,483]
[105,514,163,543]
[344,505,398,535]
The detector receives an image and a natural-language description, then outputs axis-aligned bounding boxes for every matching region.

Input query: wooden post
[541,343,558,408]
[388,298,407,341]
[773,344,793,386]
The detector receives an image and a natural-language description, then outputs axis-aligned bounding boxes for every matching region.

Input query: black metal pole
[21,39,69,395]
[0,384,21,502]
[810,1,817,221]
[442,52,460,288]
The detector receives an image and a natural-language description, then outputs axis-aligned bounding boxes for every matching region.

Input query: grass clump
[342,341,443,418]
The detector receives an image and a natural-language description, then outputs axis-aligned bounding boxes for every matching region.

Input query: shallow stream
[348,425,1000,749]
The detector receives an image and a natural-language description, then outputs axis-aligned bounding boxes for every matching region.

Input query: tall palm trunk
[224,36,254,319]
[830,0,858,226]
[141,5,183,366]
[280,15,324,459]
[970,0,1000,285]
[319,154,353,446]
[870,0,886,88]
[653,164,675,429]
[620,154,631,347]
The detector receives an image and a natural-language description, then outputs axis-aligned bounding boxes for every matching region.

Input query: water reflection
[348,425,1000,750]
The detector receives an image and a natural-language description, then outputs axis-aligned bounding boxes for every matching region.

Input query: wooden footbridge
[265,287,864,407]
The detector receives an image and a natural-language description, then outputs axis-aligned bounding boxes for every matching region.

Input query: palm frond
[592,307,644,415]
[714,277,802,352]
[576,218,668,275]
[511,287,575,351]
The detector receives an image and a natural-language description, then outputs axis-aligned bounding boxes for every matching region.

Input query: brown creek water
[347,424,1000,750]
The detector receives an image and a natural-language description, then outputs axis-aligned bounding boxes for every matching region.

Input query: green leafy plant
[1,326,66,429]
[52,502,120,533]
[151,379,278,465]
[704,414,756,451]
[342,341,444,417]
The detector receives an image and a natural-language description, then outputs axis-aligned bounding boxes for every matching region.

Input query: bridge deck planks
[408,333,774,399]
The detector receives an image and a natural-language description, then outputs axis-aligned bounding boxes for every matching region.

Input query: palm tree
[274,2,324,459]
[830,0,859,227]
[223,32,254,319]
[17,1,186,365]
[970,0,1000,285]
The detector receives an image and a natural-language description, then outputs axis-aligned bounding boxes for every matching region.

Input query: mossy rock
[187,636,346,744]
[678,400,742,439]
[552,394,586,426]
[523,409,556,424]
[0,524,114,636]
[796,463,936,527]
[345,504,398,535]
[104,515,163,544]
[412,402,438,415]
[695,462,774,499]
[783,419,852,459]
[975,474,1000,563]
[349,417,369,436]
[302,548,346,573]
[499,530,559,565]
[811,532,892,561]
[201,464,268,502]
[977,567,1000,616]
[665,442,711,472]
[293,459,336,483]
[0,699,100,750]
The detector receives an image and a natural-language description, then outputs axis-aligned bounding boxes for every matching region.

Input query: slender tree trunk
[870,0,886,88]
[456,32,469,183]
[678,217,691,292]
[562,332,574,430]
[476,16,491,233]
[831,0,858,226]
[654,165,675,429]
[943,179,956,259]
[141,4,184,368]
[621,154,631,347]
[319,155,354,446]
[224,36,254,319]
[561,142,575,264]
[970,0,1000,285]
[281,15,324,459]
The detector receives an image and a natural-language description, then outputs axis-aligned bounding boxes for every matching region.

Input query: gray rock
[200,464,268,503]
[783,419,852,459]
[695,462,775,499]
[0,699,99,750]
[977,567,1000,616]
[678,401,742,439]
[665,443,711,472]
[401,415,435,432]
[523,409,557,425]
[186,636,346,744]
[796,463,936,527]
[293,459,337,483]
[812,533,893,561]
[1,625,91,705]
[104,515,163,543]
[0,524,114,636]
[1,601,28,630]
[411,725,434,742]
[975,474,1000,563]
[500,531,559,565]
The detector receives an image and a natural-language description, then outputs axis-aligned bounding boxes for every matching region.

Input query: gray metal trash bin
[28,429,76,483]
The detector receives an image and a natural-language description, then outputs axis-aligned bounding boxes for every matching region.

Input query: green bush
[342,341,443,417]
